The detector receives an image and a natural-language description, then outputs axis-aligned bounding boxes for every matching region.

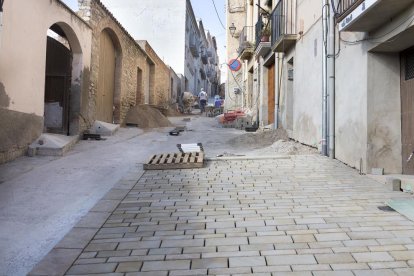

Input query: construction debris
[144,152,204,170]
[125,105,172,128]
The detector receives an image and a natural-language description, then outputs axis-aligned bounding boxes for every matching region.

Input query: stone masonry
[137,41,172,107]
[30,155,414,275]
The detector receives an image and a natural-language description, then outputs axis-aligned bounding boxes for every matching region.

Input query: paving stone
[314,233,350,242]
[312,272,354,276]
[228,256,266,267]
[141,260,190,271]
[389,250,414,261]
[191,257,228,269]
[292,264,331,271]
[315,253,356,264]
[369,261,408,269]
[118,241,161,250]
[84,242,118,252]
[169,269,208,276]
[266,255,317,265]
[97,250,132,257]
[161,239,204,248]
[353,269,397,275]
[292,234,316,243]
[205,237,248,246]
[55,228,98,249]
[330,263,370,270]
[29,248,82,276]
[352,252,394,262]
[249,235,292,244]
[116,262,143,272]
[66,263,118,274]
[76,212,111,228]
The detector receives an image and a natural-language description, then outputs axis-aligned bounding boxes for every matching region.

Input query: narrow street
[0,115,412,275]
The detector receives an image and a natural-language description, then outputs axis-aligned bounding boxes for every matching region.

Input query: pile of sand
[227,128,289,149]
[227,128,318,155]
[125,105,173,128]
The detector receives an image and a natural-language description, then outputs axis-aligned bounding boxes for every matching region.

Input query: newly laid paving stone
[34,156,414,275]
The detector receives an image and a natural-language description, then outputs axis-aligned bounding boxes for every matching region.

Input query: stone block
[386,178,401,191]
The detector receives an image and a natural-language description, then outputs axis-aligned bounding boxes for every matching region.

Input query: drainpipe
[0,0,4,50]
[321,0,329,156]
[274,53,281,129]
[328,1,336,158]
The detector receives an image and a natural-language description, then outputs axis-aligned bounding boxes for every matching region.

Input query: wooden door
[268,63,275,125]
[97,31,116,123]
[401,48,414,174]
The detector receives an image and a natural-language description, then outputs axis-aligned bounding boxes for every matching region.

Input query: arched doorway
[97,28,121,123]
[44,23,82,135]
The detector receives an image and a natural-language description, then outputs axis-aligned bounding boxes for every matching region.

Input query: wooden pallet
[144,152,204,170]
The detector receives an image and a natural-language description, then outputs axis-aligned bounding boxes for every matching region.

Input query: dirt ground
[0,114,316,276]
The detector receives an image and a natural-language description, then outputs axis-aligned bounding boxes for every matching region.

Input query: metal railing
[337,0,364,21]
[270,0,296,47]
[255,15,267,48]
[238,26,254,55]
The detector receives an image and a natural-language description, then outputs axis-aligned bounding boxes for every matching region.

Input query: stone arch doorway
[44,23,83,135]
[97,28,122,123]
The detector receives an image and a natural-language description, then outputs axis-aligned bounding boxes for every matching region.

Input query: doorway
[97,29,117,123]
[44,24,82,135]
[401,48,414,174]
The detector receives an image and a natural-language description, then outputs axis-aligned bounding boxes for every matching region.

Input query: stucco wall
[367,53,402,174]
[335,33,368,171]
[290,20,322,149]
[0,0,92,163]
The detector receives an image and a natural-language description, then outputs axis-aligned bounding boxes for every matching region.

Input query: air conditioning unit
[233,87,241,94]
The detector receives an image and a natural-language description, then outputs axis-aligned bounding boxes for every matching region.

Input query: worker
[198,88,207,113]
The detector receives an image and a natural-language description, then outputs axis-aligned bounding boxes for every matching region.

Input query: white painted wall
[0,0,92,116]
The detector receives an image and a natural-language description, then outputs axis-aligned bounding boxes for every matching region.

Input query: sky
[61,0,227,82]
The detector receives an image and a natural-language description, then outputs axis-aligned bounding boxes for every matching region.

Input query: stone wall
[137,41,172,107]
[78,0,149,124]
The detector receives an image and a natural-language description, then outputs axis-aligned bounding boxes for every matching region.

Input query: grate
[144,152,204,170]
[405,50,414,80]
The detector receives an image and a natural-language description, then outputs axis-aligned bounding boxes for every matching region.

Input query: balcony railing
[337,0,363,22]
[201,51,208,64]
[238,26,254,60]
[189,36,199,58]
[255,15,271,49]
[271,0,297,52]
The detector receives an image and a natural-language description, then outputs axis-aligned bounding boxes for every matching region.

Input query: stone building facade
[0,0,178,164]
[0,0,92,163]
[78,0,150,124]
[137,41,173,107]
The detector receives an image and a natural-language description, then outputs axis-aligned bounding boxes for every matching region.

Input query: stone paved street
[30,155,414,275]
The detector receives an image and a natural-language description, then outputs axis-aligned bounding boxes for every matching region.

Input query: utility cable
[211,0,226,30]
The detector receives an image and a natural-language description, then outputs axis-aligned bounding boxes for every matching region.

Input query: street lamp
[229,23,236,37]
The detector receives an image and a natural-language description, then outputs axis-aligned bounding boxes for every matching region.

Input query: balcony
[201,51,208,64]
[209,55,216,65]
[338,0,414,32]
[238,26,255,60]
[189,36,199,57]
[271,0,297,53]
[255,14,271,57]
[200,68,206,80]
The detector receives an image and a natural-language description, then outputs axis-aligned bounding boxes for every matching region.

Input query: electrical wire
[211,0,226,30]
[340,13,414,45]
